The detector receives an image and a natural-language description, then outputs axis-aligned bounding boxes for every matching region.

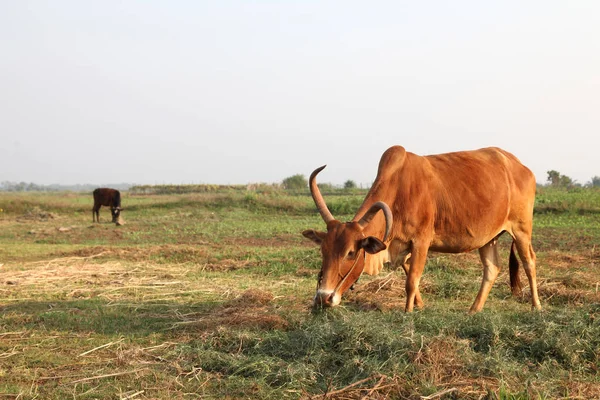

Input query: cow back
[355,147,536,253]
[93,188,121,208]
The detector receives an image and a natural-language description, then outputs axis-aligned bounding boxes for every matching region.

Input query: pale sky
[1,1,599,186]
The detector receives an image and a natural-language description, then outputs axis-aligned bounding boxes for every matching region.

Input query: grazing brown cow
[92,188,123,225]
[302,146,541,313]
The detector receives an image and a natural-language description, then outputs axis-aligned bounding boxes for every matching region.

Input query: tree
[344,180,357,189]
[559,174,573,188]
[282,174,307,190]
[547,170,561,186]
[546,170,575,188]
[589,176,600,188]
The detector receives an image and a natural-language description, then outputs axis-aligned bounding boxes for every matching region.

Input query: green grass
[1,188,600,399]
[535,186,600,214]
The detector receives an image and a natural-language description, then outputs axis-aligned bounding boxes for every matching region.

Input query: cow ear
[302,229,326,245]
[361,236,387,254]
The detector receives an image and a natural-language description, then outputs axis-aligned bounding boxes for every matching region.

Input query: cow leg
[399,253,424,309]
[513,231,542,311]
[470,240,501,314]
[405,245,428,312]
[93,206,99,223]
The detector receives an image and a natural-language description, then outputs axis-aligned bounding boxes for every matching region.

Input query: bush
[282,174,307,190]
[344,180,357,189]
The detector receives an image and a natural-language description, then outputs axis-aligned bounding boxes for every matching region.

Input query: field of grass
[1,188,599,399]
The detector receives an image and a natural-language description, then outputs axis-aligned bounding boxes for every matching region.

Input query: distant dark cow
[92,188,123,225]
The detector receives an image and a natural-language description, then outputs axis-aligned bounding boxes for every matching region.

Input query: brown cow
[92,188,123,225]
[302,146,541,313]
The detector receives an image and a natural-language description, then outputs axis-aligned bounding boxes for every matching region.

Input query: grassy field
[1,188,599,399]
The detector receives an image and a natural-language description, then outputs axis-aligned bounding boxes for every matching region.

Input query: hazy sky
[1,1,599,186]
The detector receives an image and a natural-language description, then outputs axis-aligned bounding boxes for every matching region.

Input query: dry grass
[3,246,600,399]
[16,206,60,222]
[346,274,407,311]
[1,255,187,299]
[2,190,600,399]
[172,289,290,332]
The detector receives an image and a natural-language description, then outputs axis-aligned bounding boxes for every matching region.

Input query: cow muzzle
[313,289,341,308]
[313,250,365,309]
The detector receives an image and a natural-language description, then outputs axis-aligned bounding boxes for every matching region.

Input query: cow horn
[357,201,393,242]
[309,165,335,224]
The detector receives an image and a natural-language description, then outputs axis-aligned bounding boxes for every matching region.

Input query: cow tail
[509,241,522,296]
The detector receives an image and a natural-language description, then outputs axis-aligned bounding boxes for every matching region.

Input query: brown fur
[304,146,541,313]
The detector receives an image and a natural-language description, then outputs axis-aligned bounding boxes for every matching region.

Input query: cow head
[302,165,393,308]
[110,206,122,224]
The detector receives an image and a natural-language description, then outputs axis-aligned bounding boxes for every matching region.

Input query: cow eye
[347,250,356,259]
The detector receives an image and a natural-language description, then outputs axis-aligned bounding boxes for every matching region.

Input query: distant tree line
[283,171,600,191]
[129,183,281,195]
[3,171,597,194]
[0,181,134,192]
[545,171,600,189]
[282,171,600,192]
[282,174,365,191]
